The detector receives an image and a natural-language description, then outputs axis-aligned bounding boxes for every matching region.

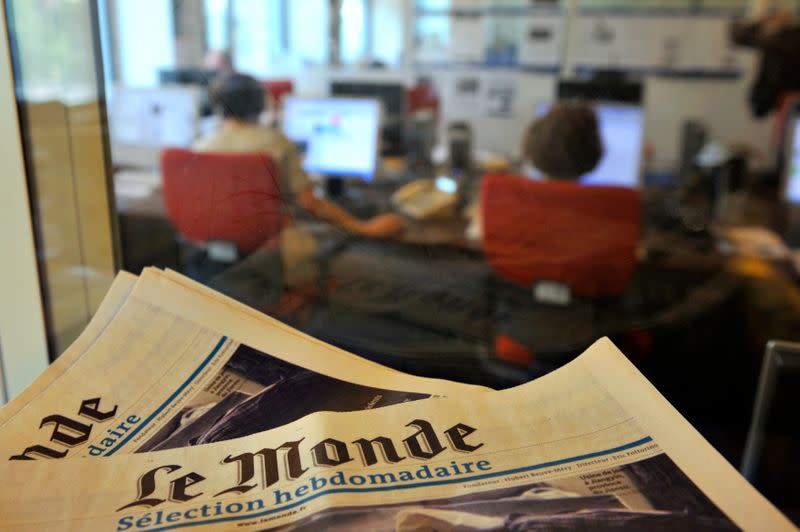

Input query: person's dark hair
[523,101,603,180]
[210,73,265,121]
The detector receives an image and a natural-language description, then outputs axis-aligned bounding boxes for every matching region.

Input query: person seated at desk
[466,102,602,241]
[195,73,406,239]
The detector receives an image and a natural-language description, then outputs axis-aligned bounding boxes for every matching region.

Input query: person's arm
[295,188,406,238]
[283,138,405,238]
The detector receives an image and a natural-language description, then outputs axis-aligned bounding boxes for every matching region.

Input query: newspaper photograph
[135,343,428,452]
[278,454,735,531]
[0,339,792,530]
[0,270,484,460]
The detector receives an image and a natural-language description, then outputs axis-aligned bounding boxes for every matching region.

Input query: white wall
[429,69,556,157]
[297,2,775,169]
[106,0,776,170]
[232,0,273,75]
[642,53,773,169]
[288,0,330,68]
[115,0,176,87]
[372,0,405,66]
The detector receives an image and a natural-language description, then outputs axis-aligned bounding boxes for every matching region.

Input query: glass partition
[5,0,117,357]
[3,0,800,520]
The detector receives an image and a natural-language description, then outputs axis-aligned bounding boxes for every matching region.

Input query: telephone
[391,177,458,221]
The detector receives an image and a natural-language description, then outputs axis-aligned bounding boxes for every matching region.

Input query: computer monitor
[535,102,644,188]
[283,97,381,180]
[158,68,218,87]
[330,81,405,118]
[783,117,800,204]
[557,78,643,105]
[330,81,406,155]
[110,86,200,148]
[159,68,219,115]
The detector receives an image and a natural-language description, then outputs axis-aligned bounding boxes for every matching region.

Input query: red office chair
[262,80,294,109]
[407,83,440,120]
[482,174,641,296]
[480,173,642,367]
[161,149,285,255]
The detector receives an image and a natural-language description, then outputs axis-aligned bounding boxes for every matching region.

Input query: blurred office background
[1,0,800,523]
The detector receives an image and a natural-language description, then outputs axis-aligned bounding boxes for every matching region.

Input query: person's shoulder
[233,124,289,147]
[194,131,223,152]
[259,127,293,147]
[195,125,275,153]
[257,127,299,158]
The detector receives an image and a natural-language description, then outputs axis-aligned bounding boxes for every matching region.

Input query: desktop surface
[283,97,380,180]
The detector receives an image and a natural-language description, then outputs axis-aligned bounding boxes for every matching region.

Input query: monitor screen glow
[535,102,644,188]
[111,87,199,148]
[283,97,380,180]
[785,118,800,204]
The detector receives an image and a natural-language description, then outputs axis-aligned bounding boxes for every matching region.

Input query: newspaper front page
[0,338,791,531]
[0,270,485,460]
[0,272,137,428]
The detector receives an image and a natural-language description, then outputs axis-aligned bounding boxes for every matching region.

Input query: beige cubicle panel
[3,0,119,364]
[67,102,118,311]
[21,101,117,357]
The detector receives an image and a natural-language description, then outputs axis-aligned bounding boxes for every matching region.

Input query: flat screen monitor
[110,86,200,148]
[557,78,643,105]
[535,102,644,188]
[784,118,800,204]
[330,81,405,119]
[330,81,406,155]
[159,68,219,115]
[283,97,381,180]
[158,68,218,87]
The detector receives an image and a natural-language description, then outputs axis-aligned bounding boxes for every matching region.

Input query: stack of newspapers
[0,268,793,530]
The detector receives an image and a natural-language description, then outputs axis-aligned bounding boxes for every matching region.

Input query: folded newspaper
[0,270,793,530]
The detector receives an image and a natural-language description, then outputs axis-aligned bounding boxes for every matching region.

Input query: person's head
[210,73,265,123]
[523,101,603,180]
[204,49,233,73]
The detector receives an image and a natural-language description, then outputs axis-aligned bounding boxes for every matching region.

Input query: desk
[115,178,179,273]
[205,221,741,387]
[114,174,737,279]
[112,165,800,503]
[117,172,800,417]
[114,172,482,263]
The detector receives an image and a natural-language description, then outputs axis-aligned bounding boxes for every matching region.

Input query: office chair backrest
[481,174,641,297]
[407,84,440,119]
[262,80,294,108]
[161,148,284,253]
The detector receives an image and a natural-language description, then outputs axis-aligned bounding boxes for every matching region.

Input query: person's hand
[355,213,407,239]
